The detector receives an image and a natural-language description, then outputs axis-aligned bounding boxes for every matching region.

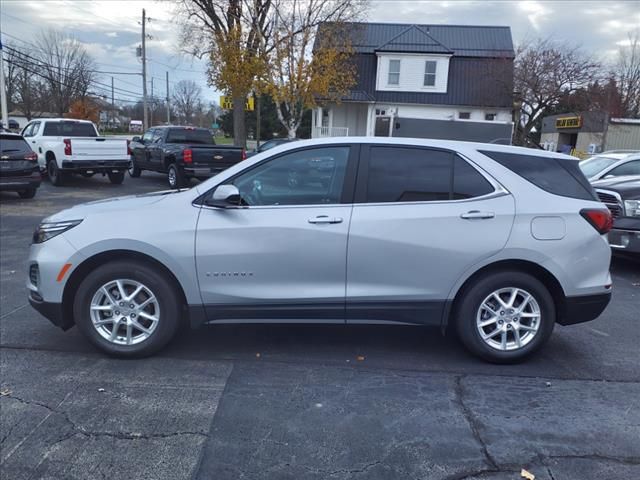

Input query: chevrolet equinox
[27,138,613,362]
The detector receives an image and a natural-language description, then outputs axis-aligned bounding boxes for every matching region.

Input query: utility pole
[150,77,154,127]
[111,77,115,131]
[256,93,261,149]
[0,39,9,129]
[141,8,148,130]
[166,71,170,124]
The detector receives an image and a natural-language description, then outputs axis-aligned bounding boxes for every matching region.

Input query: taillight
[580,208,612,234]
[242,148,247,160]
[25,152,38,161]
[126,139,131,155]
[63,139,72,156]
[183,148,193,164]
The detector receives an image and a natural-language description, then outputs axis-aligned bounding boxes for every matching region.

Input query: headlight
[32,220,83,244]
[624,200,640,217]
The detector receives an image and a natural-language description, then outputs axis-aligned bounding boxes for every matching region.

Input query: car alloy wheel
[89,279,160,345]
[168,166,177,188]
[475,287,541,351]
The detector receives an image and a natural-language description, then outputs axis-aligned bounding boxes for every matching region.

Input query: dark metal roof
[330,22,514,58]
[375,25,453,54]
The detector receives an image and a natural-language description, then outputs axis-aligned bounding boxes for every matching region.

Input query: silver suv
[27,138,613,362]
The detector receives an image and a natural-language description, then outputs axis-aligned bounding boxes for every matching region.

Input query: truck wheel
[128,157,141,178]
[18,188,37,199]
[108,171,125,184]
[47,158,65,186]
[167,164,185,189]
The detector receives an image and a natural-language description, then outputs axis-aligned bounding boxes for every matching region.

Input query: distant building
[540,111,640,156]
[312,22,515,142]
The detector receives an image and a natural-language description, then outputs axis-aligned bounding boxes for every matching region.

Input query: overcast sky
[1,0,639,106]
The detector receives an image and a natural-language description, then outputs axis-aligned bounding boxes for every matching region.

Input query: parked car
[592,175,640,255]
[247,138,298,157]
[0,132,41,198]
[21,118,130,186]
[579,151,640,181]
[0,119,20,132]
[27,138,612,362]
[128,126,246,188]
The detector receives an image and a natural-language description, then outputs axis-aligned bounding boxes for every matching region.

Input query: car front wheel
[455,271,555,363]
[73,260,181,357]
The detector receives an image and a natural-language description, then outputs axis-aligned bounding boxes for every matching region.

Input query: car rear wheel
[47,158,65,186]
[128,157,141,177]
[108,171,125,184]
[73,260,181,357]
[455,271,555,363]
[167,164,185,189]
[18,188,37,199]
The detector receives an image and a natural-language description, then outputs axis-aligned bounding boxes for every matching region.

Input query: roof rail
[601,149,640,154]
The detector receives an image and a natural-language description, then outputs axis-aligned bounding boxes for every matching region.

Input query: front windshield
[579,156,618,178]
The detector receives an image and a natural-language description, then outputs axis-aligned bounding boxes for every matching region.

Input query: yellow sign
[220,96,254,111]
[556,116,582,129]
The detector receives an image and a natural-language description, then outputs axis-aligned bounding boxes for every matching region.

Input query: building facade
[312,23,515,142]
[540,111,640,157]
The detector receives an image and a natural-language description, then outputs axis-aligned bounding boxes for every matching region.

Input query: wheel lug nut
[507,324,512,328]
[500,311,505,315]
[119,302,124,307]
[129,304,134,308]
[131,313,136,318]
[498,320,503,325]
[115,310,120,315]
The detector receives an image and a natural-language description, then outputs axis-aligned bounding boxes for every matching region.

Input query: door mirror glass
[208,184,241,208]
[131,136,141,143]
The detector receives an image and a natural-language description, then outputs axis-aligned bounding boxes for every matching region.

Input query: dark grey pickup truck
[129,126,245,188]
[593,175,640,255]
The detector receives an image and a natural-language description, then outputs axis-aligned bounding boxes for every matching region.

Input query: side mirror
[207,184,241,208]
[132,136,141,143]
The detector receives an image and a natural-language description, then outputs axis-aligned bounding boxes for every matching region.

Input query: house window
[388,60,401,85]
[485,113,496,121]
[424,61,437,87]
[459,112,471,120]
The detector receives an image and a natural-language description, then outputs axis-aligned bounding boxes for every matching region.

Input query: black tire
[128,157,141,177]
[18,187,37,199]
[454,271,555,363]
[47,158,65,186]
[81,172,94,178]
[167,163,185,189]
[73,260,181,358]
[108,171,125,184]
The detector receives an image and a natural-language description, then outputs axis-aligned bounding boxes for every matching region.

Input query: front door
[374,116,391,137]
[346,145,515,324]
[195,145,358,322]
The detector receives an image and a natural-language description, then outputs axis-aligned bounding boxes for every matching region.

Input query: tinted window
[367,147,452,202]
[22,124,34,138]
[453,156,494,199]
[608,160,640,177]
[43,121,97,137]
[142,130,154,143]
[152,129,164,143]
[0,136,31,154]
[166,128,213,144]
[231,147,349,206]
[480,150,597,201]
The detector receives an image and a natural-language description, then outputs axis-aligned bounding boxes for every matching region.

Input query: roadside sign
[220,96,254,111]
[211,123,219,129]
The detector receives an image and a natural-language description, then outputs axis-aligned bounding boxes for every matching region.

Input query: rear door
[346,145,515,325]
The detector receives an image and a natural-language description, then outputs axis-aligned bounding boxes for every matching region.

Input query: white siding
[376,54,451,93]
[381,104,511,123]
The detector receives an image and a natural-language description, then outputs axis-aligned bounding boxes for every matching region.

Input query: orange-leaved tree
[66,98,99,123]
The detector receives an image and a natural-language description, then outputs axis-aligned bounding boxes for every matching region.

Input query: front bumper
[557,292,612,325]
[60,160,130,173]
[608,228,640,253]
[0,171,41,191]
[28,294,73,330]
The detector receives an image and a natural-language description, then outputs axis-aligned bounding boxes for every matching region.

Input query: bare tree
[178,0,273,146]
[612,30,640,118]
[172,80,203,124]
[2,43,44,119]
[33,30,95,116]
[266,0,363,138]
[513,39,601,144]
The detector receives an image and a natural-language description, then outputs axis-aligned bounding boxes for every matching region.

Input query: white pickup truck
[21,118,130,186]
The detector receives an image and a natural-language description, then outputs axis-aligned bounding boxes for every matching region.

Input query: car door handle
[460,210,495,220]
[308,215,343,224]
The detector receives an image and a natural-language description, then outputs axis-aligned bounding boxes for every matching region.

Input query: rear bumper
[557,292,611,325]
[61,160,130,172]
[184,164,236,177]
[0,171,41,190]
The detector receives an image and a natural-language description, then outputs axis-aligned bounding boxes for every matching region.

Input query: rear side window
[479,150,597,201]
[367,147,451,202]
[0,136,31,154]
[43,121,97,137]
[166,128,213,144]
[453,156,494,199]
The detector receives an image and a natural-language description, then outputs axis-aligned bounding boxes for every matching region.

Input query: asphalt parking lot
[1,173,639,480]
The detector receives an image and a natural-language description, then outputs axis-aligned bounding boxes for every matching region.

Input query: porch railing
[314,126,349,137]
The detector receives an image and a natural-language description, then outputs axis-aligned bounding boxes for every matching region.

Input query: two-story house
[311,22,515,142]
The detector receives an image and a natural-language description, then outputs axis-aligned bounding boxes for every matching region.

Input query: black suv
[0,132,41,199]
[593,175,640,255]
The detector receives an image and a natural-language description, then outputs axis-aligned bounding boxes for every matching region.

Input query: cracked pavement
[2,175,640,479]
